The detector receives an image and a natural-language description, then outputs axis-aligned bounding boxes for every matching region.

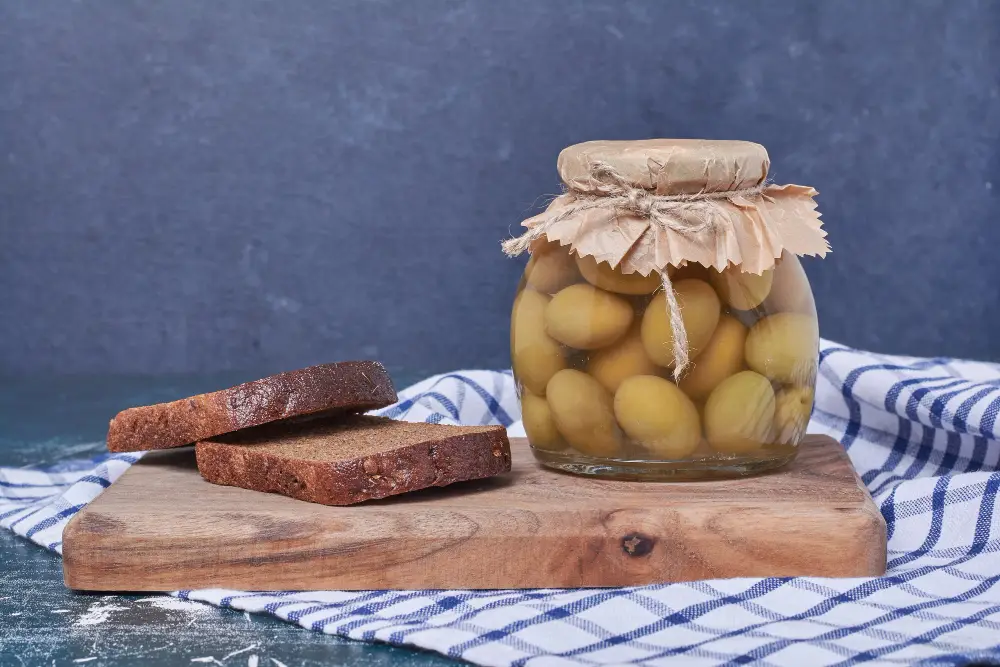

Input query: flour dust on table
[2,349,1000,667]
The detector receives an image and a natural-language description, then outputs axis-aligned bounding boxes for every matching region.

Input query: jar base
[531,448,797,481]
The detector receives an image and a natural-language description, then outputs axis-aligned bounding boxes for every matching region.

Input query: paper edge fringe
[517,184,829,276]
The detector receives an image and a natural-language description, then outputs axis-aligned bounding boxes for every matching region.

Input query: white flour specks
[188,646,262,666]
[71,596,211,630]
[73,599,130,627]
[136,596,213,616]
[220,645,258,661]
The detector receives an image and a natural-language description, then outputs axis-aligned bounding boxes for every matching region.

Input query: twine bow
[503,160,767,379]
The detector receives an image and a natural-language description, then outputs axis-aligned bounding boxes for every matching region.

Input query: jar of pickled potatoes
[504,139,830,480]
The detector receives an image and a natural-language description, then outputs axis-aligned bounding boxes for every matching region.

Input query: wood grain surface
[63,436,886,591]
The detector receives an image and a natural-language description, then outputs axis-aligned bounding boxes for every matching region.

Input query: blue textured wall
[1,0,998,375]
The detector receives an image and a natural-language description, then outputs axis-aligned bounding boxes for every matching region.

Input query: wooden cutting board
[63,436,886,591]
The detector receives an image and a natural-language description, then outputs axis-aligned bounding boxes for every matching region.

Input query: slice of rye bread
[107,361,396,453]
[195,415,512,505]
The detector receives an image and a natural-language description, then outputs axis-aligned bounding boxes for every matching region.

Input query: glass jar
[505,139,828,480]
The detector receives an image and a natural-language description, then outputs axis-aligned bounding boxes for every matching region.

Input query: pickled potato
[587,327,659,393]
[525,242,580,294]
[773,385,814,444]
[709,266,773,311]
[545,284,633,350]
[546,369,622,457]
[704,371,776,453]
[671,262,710,282]
[614,375,701,458]
[745,313,819,384]
[709,266,774,310]
[511,289,566,395]
[521,390,566,451]
[677,315,747,401]
[764,253,816,315]
[576,255,661,295]
[640,279,720,368]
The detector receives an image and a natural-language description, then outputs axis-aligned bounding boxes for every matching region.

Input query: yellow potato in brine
[614,375,701,458]
[773,385,814,444]
[511,289,566,395]
[545,284,633,350]
[546,369,622,457]
[764,253,816,315]
[641,279,721,368]
[671,262,710,283]
[525,243,580,294]
[576,255,661,295]
[677,315,747,401]
[587,327,659,393]
[745,313,819,385]
[704,371,776,454]
[709,266,774,311]
[521,391,566,451]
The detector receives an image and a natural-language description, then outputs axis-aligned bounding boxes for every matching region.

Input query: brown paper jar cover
[558,139,770,196]
[516,139,829,277]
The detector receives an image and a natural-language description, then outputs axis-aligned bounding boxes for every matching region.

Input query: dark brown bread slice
[107,361,396,453]
[195,415,512,505]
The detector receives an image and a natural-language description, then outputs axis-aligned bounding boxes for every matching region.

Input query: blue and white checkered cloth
[4,340,1000,666]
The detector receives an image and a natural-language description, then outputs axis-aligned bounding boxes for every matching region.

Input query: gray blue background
[2,0,998,377]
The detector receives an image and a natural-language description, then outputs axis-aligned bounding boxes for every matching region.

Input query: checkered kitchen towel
[3,340,1000,666]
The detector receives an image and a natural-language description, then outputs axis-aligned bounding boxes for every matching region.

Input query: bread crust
[106,361,396,452]
[195,416,512,505]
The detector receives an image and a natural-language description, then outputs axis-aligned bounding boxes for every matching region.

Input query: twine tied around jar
[502,160,768,380]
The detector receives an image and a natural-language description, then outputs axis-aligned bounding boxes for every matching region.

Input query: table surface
[0,373,458,667]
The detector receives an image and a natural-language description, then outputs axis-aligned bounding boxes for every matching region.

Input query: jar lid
[557,139,770,196]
